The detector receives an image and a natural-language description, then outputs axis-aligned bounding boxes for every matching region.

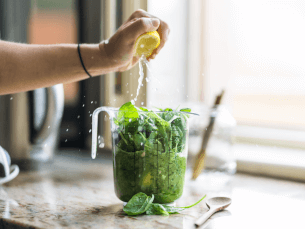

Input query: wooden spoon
[195,196,232,227]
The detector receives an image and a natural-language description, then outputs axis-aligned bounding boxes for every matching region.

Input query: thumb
[125,18,160,41]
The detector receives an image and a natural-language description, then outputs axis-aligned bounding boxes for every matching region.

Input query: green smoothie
[112,102,190,204]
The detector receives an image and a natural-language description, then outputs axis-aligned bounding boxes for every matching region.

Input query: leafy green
[123,192,206,216]
[123,192,154,216]
[180,108,191,113]
[114,102,192,203]
[178,195,207,209]
[146,203,169,216]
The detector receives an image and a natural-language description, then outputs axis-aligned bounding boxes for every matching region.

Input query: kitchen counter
[1,151,305,229]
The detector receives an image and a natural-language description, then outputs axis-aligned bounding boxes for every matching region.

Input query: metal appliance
[0,0,64,169]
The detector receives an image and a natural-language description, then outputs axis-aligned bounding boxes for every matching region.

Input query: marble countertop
[1,151,305,229]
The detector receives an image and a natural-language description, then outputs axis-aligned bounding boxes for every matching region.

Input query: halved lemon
[134,31,160,58]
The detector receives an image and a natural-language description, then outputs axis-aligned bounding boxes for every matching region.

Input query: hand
[99,9,170,72]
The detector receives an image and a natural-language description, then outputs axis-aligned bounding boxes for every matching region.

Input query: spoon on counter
[195,197,232,227]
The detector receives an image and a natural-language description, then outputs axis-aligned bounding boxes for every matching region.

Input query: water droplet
[134,98,137,101]
[10,97,13,100]
[48,126,50,129]
[131,100,135,105]
[104,40,109,44]
[98,136,105,148]
[65,139,68,142]
[84,96,86,98]
[82,104,85,107]
[140,44,144,48]
[131,94,133,96]
[141,102,144,105]
[145,77,150,82]
[129,119,132,122]
[77,115,80,119]
[90,114,92,117]
[88,111,90,113]
[91,101,93,104]
[98,135,101,139]
[89,129,92,133]
[140,142,143,146]
[66,129,69,132]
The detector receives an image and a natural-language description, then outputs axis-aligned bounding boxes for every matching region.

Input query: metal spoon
[195,197,232,227]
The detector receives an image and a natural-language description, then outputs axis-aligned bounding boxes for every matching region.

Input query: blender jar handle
[91,107,108,159]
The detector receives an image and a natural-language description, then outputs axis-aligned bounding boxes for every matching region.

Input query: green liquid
[113,146,187,204]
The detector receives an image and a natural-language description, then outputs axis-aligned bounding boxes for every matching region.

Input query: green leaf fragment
[180,108,191,113]
[177,194,207,209]
[123,192,154,216]
[146,203,169,216]
[123,193,206,216]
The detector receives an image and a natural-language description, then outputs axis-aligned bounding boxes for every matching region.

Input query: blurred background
[0,0,305,181]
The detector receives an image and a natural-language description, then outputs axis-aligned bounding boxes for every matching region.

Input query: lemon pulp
[134,31,160,57]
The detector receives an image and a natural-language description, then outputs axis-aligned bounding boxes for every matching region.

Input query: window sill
[234,143,305,182]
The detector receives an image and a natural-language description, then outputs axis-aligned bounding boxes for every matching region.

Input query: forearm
[0,41,118,95]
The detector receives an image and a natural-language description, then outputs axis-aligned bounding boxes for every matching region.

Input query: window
[148,0,305,180]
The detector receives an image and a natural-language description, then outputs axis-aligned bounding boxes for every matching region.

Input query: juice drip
[131,54,170,106]
[142,58,169,96]
[131,55,145,105]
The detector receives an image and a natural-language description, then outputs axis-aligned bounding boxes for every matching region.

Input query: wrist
[78,43,119,76]
[98,41,121,72]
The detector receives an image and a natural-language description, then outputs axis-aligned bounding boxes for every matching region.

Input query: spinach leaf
[164,108,173,112]
[162,205,184,214]
[180,108,191,113]
[123,193,206,216]
[134,132,146,151]
[123,192,154,216]
[146,203,169,216]
[139,107,149,112]
[163,194,207,214]
[117,102,139,128]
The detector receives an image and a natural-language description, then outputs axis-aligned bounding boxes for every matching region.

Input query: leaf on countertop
[123,192,206,216]
[123,192,154,216]
[146,203,169,216]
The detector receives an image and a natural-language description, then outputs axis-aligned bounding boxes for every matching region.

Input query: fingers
[127,10,170,59]
[128,9,149,21]
[124,17,160,42]
[154,21,170,55]
[146,21,170,61]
